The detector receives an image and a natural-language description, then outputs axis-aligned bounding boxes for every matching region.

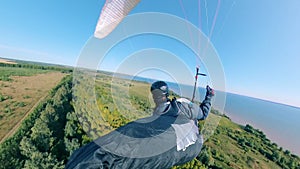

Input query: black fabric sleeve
[198,95,212,120]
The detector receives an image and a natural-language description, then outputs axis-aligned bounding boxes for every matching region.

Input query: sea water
[220,93,300,156]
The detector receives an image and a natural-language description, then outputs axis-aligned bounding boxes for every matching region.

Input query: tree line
[0,75,90,169]
[0,62,72,73]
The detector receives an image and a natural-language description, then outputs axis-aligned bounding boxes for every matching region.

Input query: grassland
[0,66,66,142]
[0,75,75,169]
[0,66,52,81]
[0,68,299,169]
[74,71,300,168]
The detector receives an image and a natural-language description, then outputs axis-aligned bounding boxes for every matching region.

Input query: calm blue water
[116,74,300,155]
[221,93,300,156]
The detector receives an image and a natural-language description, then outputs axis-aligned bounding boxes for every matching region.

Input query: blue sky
[0,0,300,108]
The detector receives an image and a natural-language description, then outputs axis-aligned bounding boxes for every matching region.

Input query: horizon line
[1,56,299,109]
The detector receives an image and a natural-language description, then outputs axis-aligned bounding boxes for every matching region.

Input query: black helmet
[150,81,169,97]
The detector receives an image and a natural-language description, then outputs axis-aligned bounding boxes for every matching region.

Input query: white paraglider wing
[94,0,141,39]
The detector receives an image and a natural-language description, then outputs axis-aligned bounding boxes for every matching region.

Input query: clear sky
[0,0,300,108]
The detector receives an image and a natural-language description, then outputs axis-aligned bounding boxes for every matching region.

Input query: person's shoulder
[173,97,193,110]
[176,98,192,104]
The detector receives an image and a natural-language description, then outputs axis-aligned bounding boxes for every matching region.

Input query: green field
[0,66,51,81]
[0,69,299,169]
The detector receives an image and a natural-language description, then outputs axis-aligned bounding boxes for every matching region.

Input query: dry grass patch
[0,58,17,64]
[0,72,66,141]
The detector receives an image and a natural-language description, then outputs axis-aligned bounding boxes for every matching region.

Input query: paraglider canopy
[94,0,141,39]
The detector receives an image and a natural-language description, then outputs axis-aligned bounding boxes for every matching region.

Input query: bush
[4,107,12,114]
[0,75,11,81]
[15,102,26,107]
[0,94,5,102]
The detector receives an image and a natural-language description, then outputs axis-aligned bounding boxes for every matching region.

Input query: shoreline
[222,110,300,156]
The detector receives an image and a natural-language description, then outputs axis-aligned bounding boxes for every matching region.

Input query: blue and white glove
[205,85,215,97]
